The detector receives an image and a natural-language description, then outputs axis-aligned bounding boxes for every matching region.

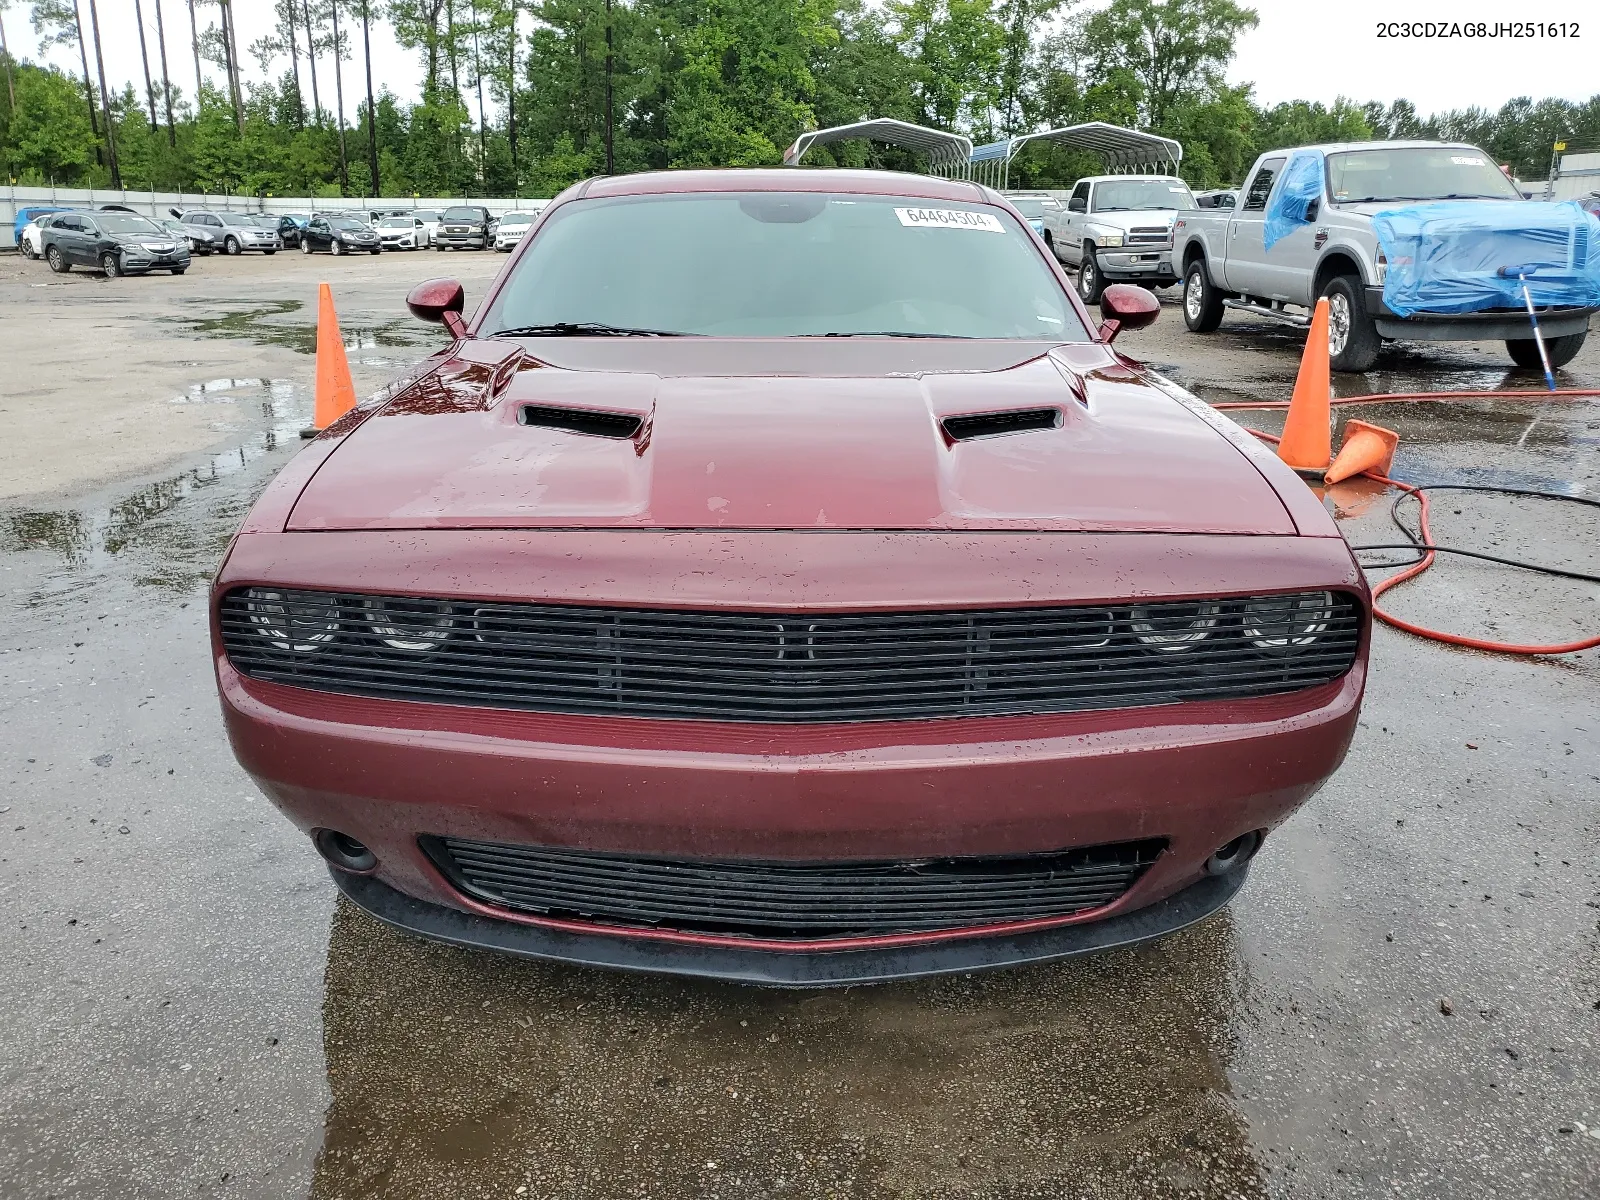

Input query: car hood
[1088,210,1185,232]
[286,340,1294,535]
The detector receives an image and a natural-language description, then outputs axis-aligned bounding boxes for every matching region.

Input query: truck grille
[425,836,1166,939]
[1126,226,1171,244]
[219,588,1361,722]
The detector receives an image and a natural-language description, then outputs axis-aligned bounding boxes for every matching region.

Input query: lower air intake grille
[425,836,1166,939]
[218,589,1362,723]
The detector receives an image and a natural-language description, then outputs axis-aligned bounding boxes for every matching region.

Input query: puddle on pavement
[1,380,312,593]
[185,299,431,368]
[311,900,1268,1198]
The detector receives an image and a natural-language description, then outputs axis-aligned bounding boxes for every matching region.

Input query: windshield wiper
[803,331,971,339]
[491,321,684,337]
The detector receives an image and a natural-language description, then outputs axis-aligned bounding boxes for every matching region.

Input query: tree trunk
[285,0,305,128]
[154,0,176,146]
[73,0,104,162]
[133,0,159,131]
[301,0,322,125]
[446,0,460,185]
[506,1,516,186]
[362,0,379,194]
[85,0,120,187]
[604,0,613,175]
[186,0,202,112]
[218,0,243,130]
[469,0,486,183]
[331,0,350,193]
[0,5,16,114]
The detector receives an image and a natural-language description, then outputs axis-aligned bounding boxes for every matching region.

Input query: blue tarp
[1371,200,1600,317]
[1263,151,1325,251]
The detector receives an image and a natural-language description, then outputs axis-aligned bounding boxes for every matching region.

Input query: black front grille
[425,836,1166,939]
[1127,226,1171,243]
[219,588,1362,723]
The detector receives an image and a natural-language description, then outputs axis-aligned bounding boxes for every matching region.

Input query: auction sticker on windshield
[894,207,1004,232]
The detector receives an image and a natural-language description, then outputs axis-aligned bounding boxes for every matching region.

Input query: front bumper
[214,528,1366,980]
[1099,246,1178,284]
[1365,288,1598,340]
[436,231,487,247]
[120,246,193,271]
[381,235,416,249]
[333,862,1249,986]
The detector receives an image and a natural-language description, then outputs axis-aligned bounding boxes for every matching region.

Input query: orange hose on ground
[1243,410,1600,656]
[1213,387,1600,410]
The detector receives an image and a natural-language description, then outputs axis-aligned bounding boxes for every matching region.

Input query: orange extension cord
[1216,389,1600,656]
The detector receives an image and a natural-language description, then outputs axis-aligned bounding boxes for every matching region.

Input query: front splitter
[331,866,1248,988]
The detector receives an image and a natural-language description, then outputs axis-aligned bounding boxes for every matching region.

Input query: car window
[501,213,534,225]
[443,206,483,221]
[379,218,412,228]
[1242,159,1285,211]
[1090,179,1196,212]
[98,214,162,236]
[331,218,368,230]
[56,215,83,232]
[1069,182,1089,207]
[1324,146,1523,202]
[481,192,1089,341]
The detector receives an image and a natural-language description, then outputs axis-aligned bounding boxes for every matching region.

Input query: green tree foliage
[2,0,1597,196]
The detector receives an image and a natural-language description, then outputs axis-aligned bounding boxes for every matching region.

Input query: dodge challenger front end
[213,170,1368,985]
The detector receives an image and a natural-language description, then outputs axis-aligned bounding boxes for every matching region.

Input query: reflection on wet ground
[184,298,432,366]
[0,381,309,591]
[314,902,1264,1200]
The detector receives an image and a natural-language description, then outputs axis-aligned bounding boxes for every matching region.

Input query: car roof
[580,168,987,204]
[1266,139,1487,156]
[1078,175,1188,184]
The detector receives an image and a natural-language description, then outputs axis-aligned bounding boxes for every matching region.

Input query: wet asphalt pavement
[0,255,1597,1199]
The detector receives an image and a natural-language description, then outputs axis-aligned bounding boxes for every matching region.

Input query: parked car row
[12,203,533,276]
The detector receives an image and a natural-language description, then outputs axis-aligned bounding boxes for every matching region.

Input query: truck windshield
[481,192,1087,340]
[1326,147,1523,202]
[1092,180,1196,212]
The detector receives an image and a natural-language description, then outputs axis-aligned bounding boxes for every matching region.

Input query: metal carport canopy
[969,122,1184,184]
[783,119,974,170]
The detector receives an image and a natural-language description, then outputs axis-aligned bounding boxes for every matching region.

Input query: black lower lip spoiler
[329,866,1247,988]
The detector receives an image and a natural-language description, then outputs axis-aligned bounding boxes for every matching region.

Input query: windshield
[443,207,483,221]
[379,217,413,228]
[331,218,368,231]
[500,213,534,226]
[1092,180,1196,212]
[99,214,163,235]
[480,192,1086,340]
[1009,198,1052,218]
[1325,146,1522,202]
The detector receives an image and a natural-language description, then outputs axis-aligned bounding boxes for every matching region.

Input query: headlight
[1375,254,1387,285]
[1242,592,1334,651]
[246,589,341,652]
[1129,601,1220,651]
[1097,233,1124,248]
[363,597,456,651]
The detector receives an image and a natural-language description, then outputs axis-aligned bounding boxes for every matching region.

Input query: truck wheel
[1183,260,1224,333]
[1506,330,1587,370]
[1077,250,1106,305]
[1321,276,1380,372]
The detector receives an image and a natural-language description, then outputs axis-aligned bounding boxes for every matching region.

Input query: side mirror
[407,278,468,339]
[1097,284,1160,342]
[1067,197,1086,213]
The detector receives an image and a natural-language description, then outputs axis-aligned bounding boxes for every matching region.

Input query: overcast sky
[10,0,1596,126]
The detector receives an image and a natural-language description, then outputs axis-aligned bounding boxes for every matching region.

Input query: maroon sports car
[213,169,1369,985]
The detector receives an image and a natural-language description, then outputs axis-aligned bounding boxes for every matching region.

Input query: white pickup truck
[1049,175,1195,303]
[1169,140,1597,371]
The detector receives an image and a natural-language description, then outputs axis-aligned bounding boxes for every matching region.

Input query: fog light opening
[1204,831,1261,876]
[314,828,378,873]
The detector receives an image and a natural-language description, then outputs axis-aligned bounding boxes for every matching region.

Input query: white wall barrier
[1,185,552,248]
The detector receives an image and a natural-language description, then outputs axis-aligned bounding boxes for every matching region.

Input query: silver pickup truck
[1170,140,1596,371]
[1049,175,1196,304]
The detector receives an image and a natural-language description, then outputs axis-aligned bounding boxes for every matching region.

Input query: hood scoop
[941,407,1062,442]
[518,404,643,440]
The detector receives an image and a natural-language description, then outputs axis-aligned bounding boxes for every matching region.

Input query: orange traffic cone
[1277,297,1333,476]
[299,282,357,438]
[1325,419,1399,484]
